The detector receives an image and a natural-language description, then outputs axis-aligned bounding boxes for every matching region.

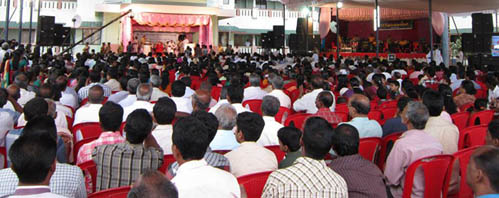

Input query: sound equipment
[261,32,272,49]
[272,25,285,49]
[288,34,298,50]
[472,13,493,34]
[462,33,474,53]
[475,33,492,53]
[62,27,71,45]
[53,24,64,46]
[296,18,313,36]
[36,16,55,46]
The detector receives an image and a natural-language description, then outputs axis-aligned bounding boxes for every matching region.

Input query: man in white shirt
[211,104,240,150]
[191,90,211,112]
[103,68,121,92]
[149,75,169,102]
[293,75,335,114]
[151,97,176,154]
[0,89,21,149]
[180,77,195,99]
[55,75,78,109]
[267,75,291,108]
[123,83,155,120]
[118,78,140,108]
[170,80,193,114]
[73,85,104,126]
[209,87,230,114]
[171,116,240,198]
[225,112,278,177]
[13,73,35,107]
[227,84,251,114]
[243,73,267,102]
[36,84,72,118]
[77,70,111,101]
[257,96,283,146]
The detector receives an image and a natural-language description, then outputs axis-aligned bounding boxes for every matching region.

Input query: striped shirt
[262,157,348,198]
[77,83,111,101]
[76,132,125,165]
[92,142,163,191]
[168,148,230,177]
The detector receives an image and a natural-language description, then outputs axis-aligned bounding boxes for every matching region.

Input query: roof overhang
[95,3,235,18]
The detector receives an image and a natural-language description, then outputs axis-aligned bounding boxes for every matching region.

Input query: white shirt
[151,124,173,155]
[243,86,267,101]
[172,160,240,198]
[391,69,407,76]
[17,88,36,107]
[183,87,195,99]
[489,85,499,102]
[150,87,169,102]
[118,95,136,108]
[55,102,73,118]
[171,96,193,114]
[17,112,70,135]
[73,104,102,126]
[208,99,229,114]
[107,91,128,104]
[293,89,335,114]
[210,129,240,151]
[8,186,66,198]
[123,100,154,120]
[60,87,78,109]
[257,116,284,146]
[225,142,278,177]
[0,109,19,147]
[104,78,121,92]
[233,103,251,114]
[267,89,291,108]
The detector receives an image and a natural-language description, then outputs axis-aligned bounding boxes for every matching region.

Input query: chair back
[237,171,272,198]
[73,137,99,163]
[370,100,378,110]
[402,155,454,198]
[380,107,398,125]
[275,107,292,124]
[451,146,479,198]
[451,112,470,131]
[211,86,222,101]
[335,103,349,114]
[377,132,403,171]
[368,110,383,125]
[459,103,474,112]
[458,125,487,150]
[378,100,398,109]
[359,137,381,162]
[264,145,286,163]
[243,100,263,115]
[78,160,97,193]
[0,147,6,168]
[335,112,349,122]
[72,122,102,142]
[158,154,176,174]
[88,186,131,198]
[284,113,311,130]
[467,110,494,126]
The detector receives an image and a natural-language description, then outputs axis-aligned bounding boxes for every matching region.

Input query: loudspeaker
[53,24,64,46]
[475,33,492,53]
[272,25,285,49]
[472,13,493,34]
[36,16,55,46]
[288,34,298,50]
[62,27,71,45]
[462,33,474,53]
[296,18,313,36]
[261,32,272,49]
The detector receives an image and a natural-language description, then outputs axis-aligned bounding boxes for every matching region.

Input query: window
[81,28,101,45]
[256,0,266,9]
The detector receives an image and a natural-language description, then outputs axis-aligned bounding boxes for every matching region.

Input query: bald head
[192,90,211,111]
[348,94,370,116]
[88,85,104,104]
[7,84,20,101]
[136,83,153,101]
[14,73,28,89]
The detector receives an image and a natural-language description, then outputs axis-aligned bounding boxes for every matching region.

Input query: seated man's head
[422,90,444,117]
[310,75,324,90]
[302,117,333,160]
[149,75,161,88]
[396,97,413,116]
[88,85,104,104]
[89,70,101,83]
[128,169,178,198]
[401,101,430,130]
[331,124,359,157]
[6,84,20,101]
[153,97,176,125]
[192,111,219,143]
[277,127,302,153]
[99,102,123,132]
[486,119,499,147]
[136,83,153,101]
[227,84,244,104]
[249,73,261,87]
[171,80,186,97]
[192,90,211,111]
[125,109,153,144]
[24,97,49,122]
[172,116,210,164]
[466,146,499,196]
[269,75,284,90]
[234,112,264,143]
[215,104,237,130]
[14,73,28,89]
[36,84,54,99]
[127,78,140,95]
[315,91,334,109]
[261,95,280,117]
[347,94,370,117]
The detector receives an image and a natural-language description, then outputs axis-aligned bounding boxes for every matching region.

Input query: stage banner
[379,20,413,31]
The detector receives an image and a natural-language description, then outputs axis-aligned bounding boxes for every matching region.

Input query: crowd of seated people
[0,37,498,198]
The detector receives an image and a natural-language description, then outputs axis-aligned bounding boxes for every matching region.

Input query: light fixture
[301,7,310,17]
[337,1,343,9]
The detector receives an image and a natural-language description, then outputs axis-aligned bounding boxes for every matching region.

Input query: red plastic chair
[284,113,311,131]
[119,122,126,134]
[359,137,381,162]
[370,100,378,110]
[243,100,263,115]
[73,137,98,163]
[237,171,272,198]
[212,150,231,155]
[78,160,97,193]
[459,103,474,112]
[368,110,383,125]
[66,116,74,131]
[449,146,479,198]
[72,122,102,142]
[158,154,177,174]
[275,107,292,124]
[458,125,487,150]
[402,155,454,198]
[0,147,7,168]
[378,100,398,109]
[264,145,286,163]
[81,97,109,106]
[377,132,403,171]
[335,103,349,114]
[467,110,494,126]
[211,86,222,101]
[451,112,470,131]
[88,186,131,198]
[380,107,398,125]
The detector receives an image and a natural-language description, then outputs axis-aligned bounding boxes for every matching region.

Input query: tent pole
[429,0,433,62]
[375,0,379,58]
[4,0,11,41]
[18,0,24,44]
[442,13,449,67]
[451,16,459,36]
[283,3,286,55]
[336,7,340,61]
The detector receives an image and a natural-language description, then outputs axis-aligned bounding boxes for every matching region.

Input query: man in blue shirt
[466,146,499,198]
[340,94,382,138]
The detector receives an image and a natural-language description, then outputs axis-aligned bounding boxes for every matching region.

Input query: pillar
[211,15,219,47]
[442,13,450,67]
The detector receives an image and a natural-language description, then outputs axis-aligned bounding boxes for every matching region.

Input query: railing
[0,0,77,10]
[236,8,304,18]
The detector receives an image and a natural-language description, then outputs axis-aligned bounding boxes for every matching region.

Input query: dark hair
[331,124,359,156]
[99,102,123,131]
[153,97,177,124]
[376,88,388,100]
[302,117,333,159]
[172,116,210,160]
[471,147,499,192]
[227,84,244,103]
[261,95,280,116]
[461,80,477,95]
[488,119,499,140]
[422,90,444,116]
[171,80,186,97]
[439,84,458,115]
[236,112,265,141]
[277,127,302,152]
[10,134,56,184]
[127,169,178,198]
[107,67,119,79]
[0,88,8,107]
[125,109,153,144]
[191,111,219,142]
[88,85,104,104]
[22,115,57,141]
[397,97,413,112]
[350,99,370,115]
[24,97,48,122]
[473,99,488,111]
[317,91,334,108]
[310,75,324,89]
[89,70,101,83]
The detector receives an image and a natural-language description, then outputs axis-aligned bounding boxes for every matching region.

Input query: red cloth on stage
[155,43,164,54]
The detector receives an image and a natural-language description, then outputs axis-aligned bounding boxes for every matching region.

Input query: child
[469,99,488,125]
[277,127,302,169]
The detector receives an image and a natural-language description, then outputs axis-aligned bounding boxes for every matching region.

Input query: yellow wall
[101,13,121,45]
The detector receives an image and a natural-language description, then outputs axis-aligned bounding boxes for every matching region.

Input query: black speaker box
[462,33,474,53]
[36,16,55,46]
[296,18,313,36]
[472,13,493,34]
[288,34,298,50]
[475,33,492,53]
[272,25,285,49]
[53,24,64,46]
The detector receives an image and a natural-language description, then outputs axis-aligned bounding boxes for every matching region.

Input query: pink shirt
[76,132,125,165]
[384,129,443,198]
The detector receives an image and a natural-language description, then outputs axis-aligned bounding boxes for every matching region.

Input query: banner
[379,20,413,31]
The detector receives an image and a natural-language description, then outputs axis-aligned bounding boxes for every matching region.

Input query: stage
[321,52,427,60]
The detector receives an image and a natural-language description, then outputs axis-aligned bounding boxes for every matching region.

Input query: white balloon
[330,21,337,33]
